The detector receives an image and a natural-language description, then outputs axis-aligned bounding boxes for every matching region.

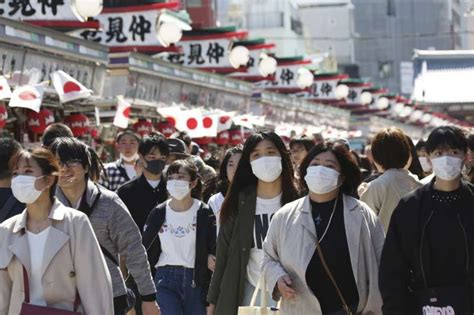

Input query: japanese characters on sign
[297,78,340,100]
[0,0,78,21]
[79,10,158,47]
[168,39,232,69]
[255,62,311,91]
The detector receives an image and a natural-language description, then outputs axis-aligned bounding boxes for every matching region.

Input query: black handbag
[415,212,472,315]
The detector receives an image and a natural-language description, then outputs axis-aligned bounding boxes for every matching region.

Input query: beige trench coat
[263,195,385,315]
[0,200,114,315]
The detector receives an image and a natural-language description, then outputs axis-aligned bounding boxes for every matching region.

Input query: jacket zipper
[420,211,434,289]
[456,214,470,277]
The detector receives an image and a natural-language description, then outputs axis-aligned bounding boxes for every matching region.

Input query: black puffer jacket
[379,180,474,315]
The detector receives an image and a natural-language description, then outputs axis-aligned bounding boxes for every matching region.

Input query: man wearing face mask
[380,126,474,315]
[117,132,170,233]
[100,129,141,191]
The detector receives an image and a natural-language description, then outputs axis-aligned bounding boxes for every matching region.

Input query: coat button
[69,271,75,278]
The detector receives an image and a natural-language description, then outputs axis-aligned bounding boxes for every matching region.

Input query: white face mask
[251,156,282,183]
[431,156,463,181]
[167,179,191,200]
[419,157,432,173]
[120,153,139,163]
[11,175,45,204]
[304,166,340,194]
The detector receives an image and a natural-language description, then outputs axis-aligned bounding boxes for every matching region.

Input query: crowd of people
[0,122,473,315]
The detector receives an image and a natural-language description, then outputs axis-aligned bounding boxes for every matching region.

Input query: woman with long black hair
[207,132,299,315]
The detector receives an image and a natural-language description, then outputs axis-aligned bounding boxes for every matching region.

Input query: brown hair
[371,127,410,170]
[9,148,59,202]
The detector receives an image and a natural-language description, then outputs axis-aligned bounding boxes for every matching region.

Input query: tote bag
[238,277,280,315]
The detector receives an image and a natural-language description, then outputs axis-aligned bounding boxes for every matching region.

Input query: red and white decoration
[64,113,90,137]
[133,119,154,137]
[27,108,54,135]
[229,129,243,146]
[256,59,312,93]
[51,70,92,103]
[157,106,219,138]
[214,130,230,145]
[217,114,234,132]
[0,103,8,129]
[113,96,132,129]
[156,120,176,138]
[297,74,349,101]
[9,85,44,113]
[0,76,12,100]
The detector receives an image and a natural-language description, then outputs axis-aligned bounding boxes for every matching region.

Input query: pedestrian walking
[207,131,299,315]
[142,158,216,315]
[51,138,160,315]
[262,141,384,315]
[0,148,114,315]
[379,125,473,315]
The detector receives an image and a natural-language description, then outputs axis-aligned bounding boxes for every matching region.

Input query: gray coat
[56,181,156,298]
[263,195,385,315]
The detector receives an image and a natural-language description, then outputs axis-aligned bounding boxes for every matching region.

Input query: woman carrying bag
[207,132,299,315]
[0,148,113,315]
[262,142,385,315]
[142,158,216,315]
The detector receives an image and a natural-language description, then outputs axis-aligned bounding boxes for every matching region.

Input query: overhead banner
[0,0,78,20]
[228,42,276,81]
[167,31,247,72]
[296,74,348,101]
[256,60,312,93]
[345,83,373,105]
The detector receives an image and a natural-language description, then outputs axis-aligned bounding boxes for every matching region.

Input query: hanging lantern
[194,137,212,146]
[335,84,349,100]
[64,113,90,137]
[229,129,243,146]
[376,97,390,110]
[296,68,314,89]
[156,121,176,138]
[214,130,230,145]
[229,46,250,69]
[27,108,54,135]
[71,0,103,22]
[360,92,373,105]
[258,53,277,77]
[0,104,7,129]
[133,119,154,137]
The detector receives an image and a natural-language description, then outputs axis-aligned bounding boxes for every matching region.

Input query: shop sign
[0,0,78,21]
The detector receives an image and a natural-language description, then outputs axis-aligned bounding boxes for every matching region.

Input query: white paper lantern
[229,46,250,69]
[409,110,423,122]
[296,68,314,89]
[399,106,414,118]
[258,55,277,77]
[360,91,373,105]
[157,22,183,47]
[393,102,405,113]
[72,0,103,22]
[335,84,349,100]
[421,113,432,124]
[376,97,390,110]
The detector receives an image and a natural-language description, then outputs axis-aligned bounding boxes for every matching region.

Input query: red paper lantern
[133,119,154,137]
[27,109,54,135]
[64,113,90,137]
[194,137,212,145]
[229,129,243,146]
[0,104,7,129]
[156,121,175,138]
[214,130,229,145]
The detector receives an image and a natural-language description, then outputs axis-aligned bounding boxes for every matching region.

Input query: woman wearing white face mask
[0,148,113,315]
[262,142,385,315]
[207,132,299,315]
[142,158,216,315]
[380,126,474,315]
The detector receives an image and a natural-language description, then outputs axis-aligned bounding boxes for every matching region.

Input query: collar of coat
[12,199,67,234]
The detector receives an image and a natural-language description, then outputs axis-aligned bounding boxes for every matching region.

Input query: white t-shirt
[208,192,225,233]
[246,194,282,287]
[157,199,201,268]
[27,227,51,306]
[146,179,160,189]
[123,163,137,180]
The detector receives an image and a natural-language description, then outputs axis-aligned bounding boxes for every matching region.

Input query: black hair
[299,141,361,197]
[167,158,202,199]
[0,137,22,180]
[220,132,298,224]
[50,137,104,182]
[139,132,170,157]
[289,137,315,152]
[116,129,141,142]
[216,145,243,195]
[426,126,468,154]
[467,133,474,151]
[415,139,427,152]
[406,135,425,179]
[176,131,192,146]
[42,123,73,148]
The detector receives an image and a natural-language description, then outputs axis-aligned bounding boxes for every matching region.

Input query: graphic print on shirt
[251,213,276,249]
[160,215,197,238]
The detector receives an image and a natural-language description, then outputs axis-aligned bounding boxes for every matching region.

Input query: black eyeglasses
[59,159,82,168]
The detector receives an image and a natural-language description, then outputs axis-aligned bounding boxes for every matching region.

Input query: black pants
[114,295,127,315]
[126,276,142,315]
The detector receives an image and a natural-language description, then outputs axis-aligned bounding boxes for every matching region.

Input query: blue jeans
[155,266,206,315]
